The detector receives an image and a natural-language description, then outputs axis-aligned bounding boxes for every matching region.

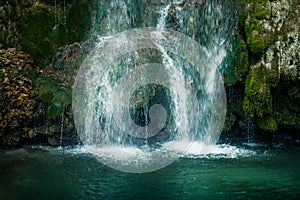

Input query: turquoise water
[1,144,300,200]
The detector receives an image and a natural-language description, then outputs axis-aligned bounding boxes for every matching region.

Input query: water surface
[0,144,299,199]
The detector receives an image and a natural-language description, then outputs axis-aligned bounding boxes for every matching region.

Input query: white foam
[62,142,256,161]
[162,141,256,159]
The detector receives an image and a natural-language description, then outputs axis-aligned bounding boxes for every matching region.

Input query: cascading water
[59,112,64,147]
[72,0,236,173]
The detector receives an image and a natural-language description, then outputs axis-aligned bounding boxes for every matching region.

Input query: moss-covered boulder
[243,0,273,57]
[243,62,279,131]
[18,3,56,66]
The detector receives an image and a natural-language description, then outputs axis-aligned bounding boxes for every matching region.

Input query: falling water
[157,3,172,30]
[246,116,255,143]
[94,0,131,35]
[72,0,237,172]
[63,0,66,27]
[54,0,57,26]
[59,112,64,147]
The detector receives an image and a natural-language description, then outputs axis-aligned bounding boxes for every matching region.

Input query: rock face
[0,0,94,148]
[0,0,299,148]
[0,48,35,148]
[242,0,300,132]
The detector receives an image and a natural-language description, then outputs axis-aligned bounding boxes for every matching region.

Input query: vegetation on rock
[0,0,299,148]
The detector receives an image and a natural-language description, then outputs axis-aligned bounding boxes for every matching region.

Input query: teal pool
[1,144,299,199]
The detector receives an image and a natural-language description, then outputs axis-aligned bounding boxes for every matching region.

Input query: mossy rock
[275,108,300,128]
[242,0,273,56]
[55,87,72,107]
[223,112,236,132]
[18,1,95,67]
[244,18,266,55]
[253,3,270,19]
[47,98,64,119]
[265,51,280,87]
[38,78,60,103]
[38,77,72,119]
[223,35,249,85]
[18,4,56,66]
[66,0,94,43]
[256,115,277,131]
[50,23,68,49]
[275,81,300,129]
[130,84,156,110]
[46,87,72,119]
[243,64,272,118]
[247,34,266,55]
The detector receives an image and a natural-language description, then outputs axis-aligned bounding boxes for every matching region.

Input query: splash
[72,1,233,173]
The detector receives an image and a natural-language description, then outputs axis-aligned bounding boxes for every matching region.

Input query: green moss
[38,77,72,119]
[152,11,161,27]
[130,84,171,110]
[266,64,280,87]
[254,8,270,19]
[20,39,39,59]
[18,4,56,66]
[275,107,300,128]
[275,82,300,129]
[242,61,285,131]
[47,87,72,119]
[243,65,272,118]
[38,78,60,103]
[257,115,277,131]
[253,3,270,19]
[47,89,72,119]
[130,84,153,109]
[55,87,72,107]
[247,34,266,55]
[242,0,273,56]
[0,31,13,48]
[47,99,64,119]
[50,23,68,49]
[223,113,236,132]
[224,35,249,85]
[66,0,93,43]
[18,1,94,66]
[72,56,84,69]
[244,18,267,55]
[40,38,52,58]
[22,69,37,79]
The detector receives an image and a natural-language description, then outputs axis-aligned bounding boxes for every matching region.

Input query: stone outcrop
[0,48,35,148]
[242,0,300,132]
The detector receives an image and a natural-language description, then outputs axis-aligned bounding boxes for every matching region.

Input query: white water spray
[72,0,233,173]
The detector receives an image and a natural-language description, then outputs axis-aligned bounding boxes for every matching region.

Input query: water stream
[0,145,299,199]
[72,0,232,172]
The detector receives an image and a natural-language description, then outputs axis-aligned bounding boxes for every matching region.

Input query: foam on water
[57,143,256,161]
[71,0,240,172]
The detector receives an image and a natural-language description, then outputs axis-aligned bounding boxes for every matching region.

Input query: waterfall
[54,0,57,26]
[72,0,236,172]
[157,3,172,30]
[59,112,64,147]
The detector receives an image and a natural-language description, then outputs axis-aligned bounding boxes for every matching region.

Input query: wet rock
[241,0,300,132]
[0,48,36,148]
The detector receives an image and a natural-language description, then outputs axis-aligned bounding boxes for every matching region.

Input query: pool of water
[1,144,300,199]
